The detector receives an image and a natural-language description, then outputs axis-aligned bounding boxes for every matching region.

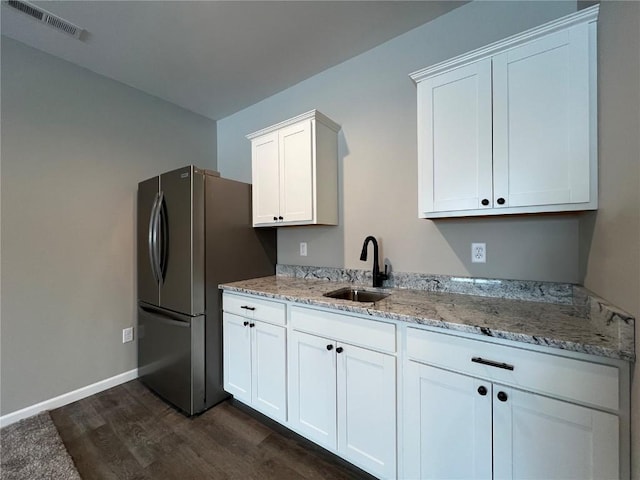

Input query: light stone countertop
[220,275,635,362]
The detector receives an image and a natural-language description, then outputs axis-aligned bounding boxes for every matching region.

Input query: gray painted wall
[217,1,579,283]
[579,1,640,477]
[217,0,640,473]
[0,38,217,415]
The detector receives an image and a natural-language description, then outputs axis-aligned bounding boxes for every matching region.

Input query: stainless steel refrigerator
[137,165,276,415]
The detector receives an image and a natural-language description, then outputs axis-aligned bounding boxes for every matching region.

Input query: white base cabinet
[222,294,287,422]
[287,306,398,478]
[221,290,628,480]
[404,328,622,480]
[289,327,397,479]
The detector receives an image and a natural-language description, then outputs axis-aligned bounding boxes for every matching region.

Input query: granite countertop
[220,274,635,362]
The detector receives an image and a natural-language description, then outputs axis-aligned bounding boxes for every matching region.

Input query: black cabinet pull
[240,305,255,311]
[273,216,278,221]
[497,391,508,402]
[497,197,506,205]
[249,323,255,328]
[243,321,249,327]
[481,199,489,206]
[471,357,514,371]
[336,347,344,354]
[278,216,284,220]
[326,344,333,351]
[477,386,487,396]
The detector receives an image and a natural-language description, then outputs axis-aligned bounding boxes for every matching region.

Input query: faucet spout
[360,236,387,288]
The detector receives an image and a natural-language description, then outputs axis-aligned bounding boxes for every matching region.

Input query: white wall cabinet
[222,294,287,422]
[411,6,599,218]
[247,110,340,227]
[404,327,622,480]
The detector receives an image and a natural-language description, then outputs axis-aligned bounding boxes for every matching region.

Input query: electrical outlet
[122,327,134,343]
[471,243,486,263]
[300,242,308,257]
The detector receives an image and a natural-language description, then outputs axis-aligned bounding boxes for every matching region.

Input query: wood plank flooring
[50,380,376,479]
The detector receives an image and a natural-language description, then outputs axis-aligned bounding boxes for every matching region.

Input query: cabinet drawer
[291,306,396,353]
[223,293,286,326]
[406,328,618,410]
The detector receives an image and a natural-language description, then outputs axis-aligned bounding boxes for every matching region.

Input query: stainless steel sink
[323,287,390,303]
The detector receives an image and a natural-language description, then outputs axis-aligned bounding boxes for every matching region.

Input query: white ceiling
[1,1,467,120]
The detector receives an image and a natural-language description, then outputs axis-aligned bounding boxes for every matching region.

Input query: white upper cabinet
[411,6,599,218]
[247,110,340,227]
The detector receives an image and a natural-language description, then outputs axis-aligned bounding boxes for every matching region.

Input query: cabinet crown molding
[246,109,341,140]
[409,4,599,83]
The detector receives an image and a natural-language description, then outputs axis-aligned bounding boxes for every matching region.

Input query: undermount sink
[323,287,390,303]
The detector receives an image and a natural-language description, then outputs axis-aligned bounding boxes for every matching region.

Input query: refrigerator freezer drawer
[138,303,205,415]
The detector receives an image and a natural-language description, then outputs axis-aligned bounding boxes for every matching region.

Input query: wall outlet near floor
[471,243,486,263]
[122,327,134,343]
[299,242,308,257]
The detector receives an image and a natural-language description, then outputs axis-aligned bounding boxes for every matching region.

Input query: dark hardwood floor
[50,380,376,480]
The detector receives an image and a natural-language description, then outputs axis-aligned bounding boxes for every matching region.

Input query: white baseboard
[0,369,138,428]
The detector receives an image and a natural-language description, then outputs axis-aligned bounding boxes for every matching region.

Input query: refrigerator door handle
[139,303,192,324]
[148,192,162,285]
[158,192,168,282]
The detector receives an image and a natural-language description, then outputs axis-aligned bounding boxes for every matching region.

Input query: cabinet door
[279,120,314,223]
[404,362,492,480]
[493,24,592,208]
[337,343,397,479]
[418,59,493,214]
[251,131,280,225]
[222,313,252,403]
[493,386,619,480]
[251,321,287,422]
[289,331,337,450]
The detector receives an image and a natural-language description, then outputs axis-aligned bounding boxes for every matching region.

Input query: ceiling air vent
[6,0,84,40]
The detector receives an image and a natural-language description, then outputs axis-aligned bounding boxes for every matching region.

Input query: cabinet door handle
[278,216,284,220]
[481,199,490,206]
[249,323,255,328]
[240,305,255,311]
[243,321,249,327]
[326,344,333,351]
[477,386,488,396]
[471,357,514,371]
[497,391,508,402]
[496,197,506,205]
[273,216,278,221]
[336,347,344,354]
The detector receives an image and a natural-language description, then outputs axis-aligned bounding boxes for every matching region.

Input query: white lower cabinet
[493,385,618,480]
[404,361,493,480]
[404,328,621,480]
[223,310,287,422]
[289,329,397,479]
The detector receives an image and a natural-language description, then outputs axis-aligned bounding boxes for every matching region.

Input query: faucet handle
[379,264,389,282]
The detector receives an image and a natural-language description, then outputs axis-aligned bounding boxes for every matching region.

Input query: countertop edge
[220,283,635,363]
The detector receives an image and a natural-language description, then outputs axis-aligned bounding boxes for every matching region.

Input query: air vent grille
[44,15,78,36]
[7,0,42,20]
[5,0,84,39]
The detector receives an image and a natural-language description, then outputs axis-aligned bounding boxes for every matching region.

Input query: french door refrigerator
[137,165,276,415]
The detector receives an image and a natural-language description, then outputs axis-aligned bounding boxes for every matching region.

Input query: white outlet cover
[471,243,486,263]
[300,242,308,256]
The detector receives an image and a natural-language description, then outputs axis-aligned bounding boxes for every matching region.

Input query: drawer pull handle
[471,357,514,371]
[240,305,256,311]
